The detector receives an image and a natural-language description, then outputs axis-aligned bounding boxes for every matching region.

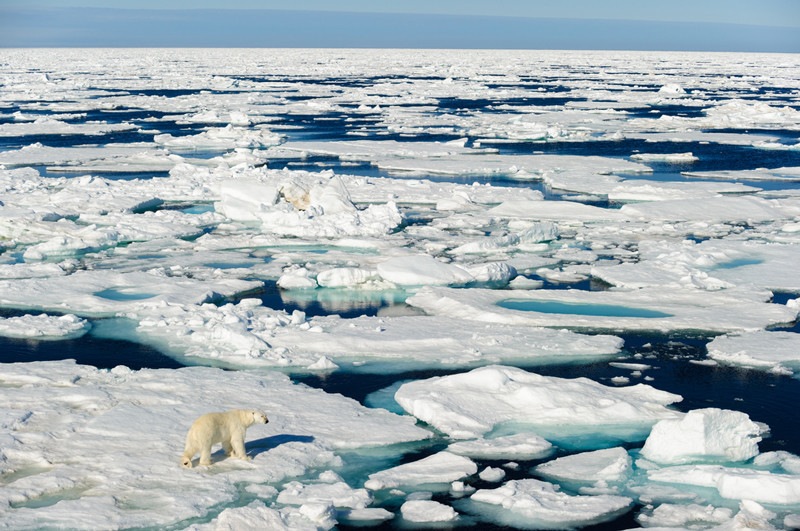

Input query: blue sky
[2,0,799,51]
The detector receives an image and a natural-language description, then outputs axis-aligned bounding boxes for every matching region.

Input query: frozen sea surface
[1,48,800,530]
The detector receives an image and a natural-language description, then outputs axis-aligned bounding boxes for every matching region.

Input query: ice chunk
[277,480,372,509]
[636,502,733,528]
[468,479,632,527]
[478,466,506,482]
[534,447,632,485]
[707,331,800,375]
[364,452,477,491]
[395,365,681,440]
[400,499,459,523]
[0,313,89,340]
[648,464,800,504]
[448,433,553,460]
[640,408,764,464]
[376,254,474,286]
[630,152,698,163]
[192,501,316,530]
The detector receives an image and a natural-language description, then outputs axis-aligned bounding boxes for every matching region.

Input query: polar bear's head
[252,410,269,424]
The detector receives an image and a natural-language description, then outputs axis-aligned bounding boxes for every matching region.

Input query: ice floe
[408,285,798,333]
[707,331,800,375]
[466,478,632,528]
[0,313,89,340]
[534,447,633,488]
[647,465,800,505]
[0,360,430,528]
[364,451,477,491]
[394,365,681,440]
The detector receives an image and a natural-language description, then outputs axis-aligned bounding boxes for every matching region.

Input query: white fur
[181,409,268,468]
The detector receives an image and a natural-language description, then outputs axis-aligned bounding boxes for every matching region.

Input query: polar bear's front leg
[198,444,213,466]
[230,430,251,460]
[222,440,234,456]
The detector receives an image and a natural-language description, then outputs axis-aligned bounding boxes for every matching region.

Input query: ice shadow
[246,434,316,458]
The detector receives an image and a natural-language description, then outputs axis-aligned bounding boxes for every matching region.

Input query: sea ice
[636,502,734,528]
[447,433,554,460]
[534,447,633,486]
[394,365,681,440]
[0,269,261,316]
[467,478,632,528]
[364,452,477,491]
[129,300,623,370]
[0,313,89,340]
[407,285,797,333]
[400,499,459,523]
[376,254,474,286]
[707,331,800,375]
[647,465,800,505]
[640,408,764,464]
[0,360,430,528]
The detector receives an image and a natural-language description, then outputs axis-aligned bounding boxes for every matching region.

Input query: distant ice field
[2,48,800,530]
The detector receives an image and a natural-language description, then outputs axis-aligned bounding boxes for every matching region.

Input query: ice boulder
[468,479,632,528]
[376,255,474,286]
[640,408,764,464]
[400,499,459,523]
[394,365,682,440]
[534,447,633,486]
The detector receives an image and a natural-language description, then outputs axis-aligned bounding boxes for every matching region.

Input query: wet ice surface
[1,48,800,529]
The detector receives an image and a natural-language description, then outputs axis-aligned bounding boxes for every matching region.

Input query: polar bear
[181,409,268,468]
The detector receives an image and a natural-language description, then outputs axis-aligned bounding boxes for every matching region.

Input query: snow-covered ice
[0,360,430,528]
[364,451,477,491]
[467,478,632,528]
[534,447,633,486]
[640,408,765,464]
[1,47,800,530]
[0,313,89,340]
[394,365,682,440]
[707,331,800,376]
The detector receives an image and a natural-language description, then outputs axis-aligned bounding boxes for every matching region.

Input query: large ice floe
[1,47,800,529]
[394,365,682,441]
